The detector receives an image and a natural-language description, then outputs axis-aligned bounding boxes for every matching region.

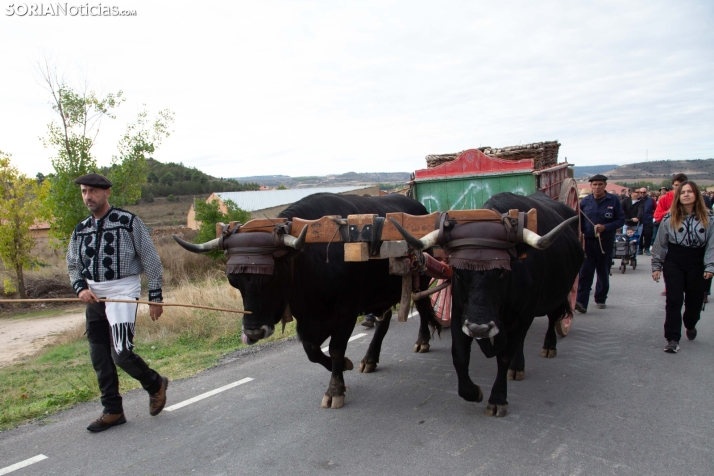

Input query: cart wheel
[557,179,579,339]
[632,259,637,270]
[620,262,626,274]
[429,278,451,328]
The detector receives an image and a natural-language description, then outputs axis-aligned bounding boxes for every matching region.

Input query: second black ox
[394,192,583,417]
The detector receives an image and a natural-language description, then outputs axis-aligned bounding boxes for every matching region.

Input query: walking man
[67,173,168,432]
[639,188,654,255]
[575,174,625,312]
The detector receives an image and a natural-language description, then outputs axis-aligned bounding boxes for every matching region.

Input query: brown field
[124,194,209,228]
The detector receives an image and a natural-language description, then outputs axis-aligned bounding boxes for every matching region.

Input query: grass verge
[0,275,297,432]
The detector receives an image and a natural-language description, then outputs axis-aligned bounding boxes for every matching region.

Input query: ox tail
[551,298,572,322]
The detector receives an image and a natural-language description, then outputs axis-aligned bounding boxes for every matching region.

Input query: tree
[276,185,287,190]
[38,60,173,242]
[147,171,159,183]
[194,198,251,259]
[38,61,123,244]
[107,107,174,207]
[0,152,51,298]
[160,172,175,186]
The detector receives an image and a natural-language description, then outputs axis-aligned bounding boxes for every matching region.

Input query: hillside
[572,165,618,178]
[604,159,714,181]
[100,159,260,200]
[232,172,411,188]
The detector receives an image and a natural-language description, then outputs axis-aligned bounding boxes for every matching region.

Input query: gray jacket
[651,211,714,273]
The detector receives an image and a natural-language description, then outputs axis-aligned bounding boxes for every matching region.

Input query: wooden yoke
[215,218,288,238]
[343,214,375,262]
[291,216,344,243]
[382,212,441,240]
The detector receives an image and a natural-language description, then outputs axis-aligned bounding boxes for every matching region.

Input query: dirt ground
[125,194,208,228]
[0,311,85,368]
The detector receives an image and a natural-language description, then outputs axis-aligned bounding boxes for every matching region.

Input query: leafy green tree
[0,152,51,298]
[148,171,159,183]
[107,107,174,207]
[276,185,287,190]
[39,61,173,242]
[39,63,123,244]
[160,172,175,186]
[194,198,250,259]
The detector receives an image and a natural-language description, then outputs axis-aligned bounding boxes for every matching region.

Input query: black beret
[74,173,112,189]
[588,174,608,182]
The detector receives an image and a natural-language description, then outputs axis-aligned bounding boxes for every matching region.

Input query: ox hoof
[358,359,377,373]
[507,370,525,381]
[321,394,346,409]
[459,385,483,403]
[485,403,508,417]
[541,348,557,358]
[344,357,354,371]
[413,343,430,353]
[331,395,345,409]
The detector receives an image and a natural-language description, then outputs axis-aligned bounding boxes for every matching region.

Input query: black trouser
[576,236,615,308]
[662,244,705,342]
[86,302,161,414]
[640,227,653,251]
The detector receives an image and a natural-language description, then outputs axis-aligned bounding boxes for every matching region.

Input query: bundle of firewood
[425,141,561,170]
[425,153,462,168]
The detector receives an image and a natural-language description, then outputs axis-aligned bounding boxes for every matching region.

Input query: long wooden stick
[0,298,251,314]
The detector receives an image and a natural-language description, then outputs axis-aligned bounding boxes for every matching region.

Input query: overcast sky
[1,0,712,179]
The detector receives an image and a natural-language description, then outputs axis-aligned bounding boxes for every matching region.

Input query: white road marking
[0,455,48,475]
[322,333,368,353]
[318,310,419,353]
[164,378,253,412]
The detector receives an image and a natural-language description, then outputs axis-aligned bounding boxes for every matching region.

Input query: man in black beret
[575,174,624,313]
[67,173,169,432]
[73,173,113,189]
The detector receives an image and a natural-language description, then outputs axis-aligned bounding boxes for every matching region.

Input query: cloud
[1,0,712,179]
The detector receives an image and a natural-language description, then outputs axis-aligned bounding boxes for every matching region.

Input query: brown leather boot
[149,376,169,416]
[87,412,126,432]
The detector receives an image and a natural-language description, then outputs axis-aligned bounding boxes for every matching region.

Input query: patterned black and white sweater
[651,211,714,273]
[66,206,163,302]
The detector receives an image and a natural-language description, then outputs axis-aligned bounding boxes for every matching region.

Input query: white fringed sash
[87,274,141,354]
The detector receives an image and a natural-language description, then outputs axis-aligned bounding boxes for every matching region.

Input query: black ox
[393,192,583,417]
[174,193,440,409]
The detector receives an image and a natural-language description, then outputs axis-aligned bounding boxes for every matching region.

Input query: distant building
[187,185,380,230]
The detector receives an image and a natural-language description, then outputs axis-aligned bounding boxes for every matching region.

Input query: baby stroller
[614,232,639,273]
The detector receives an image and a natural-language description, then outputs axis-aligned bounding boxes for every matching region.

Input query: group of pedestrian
[575,173,714,355]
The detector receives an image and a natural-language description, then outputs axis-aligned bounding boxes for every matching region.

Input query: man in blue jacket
[575,174,625,312]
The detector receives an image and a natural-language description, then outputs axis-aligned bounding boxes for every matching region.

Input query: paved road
[1,255,713,475]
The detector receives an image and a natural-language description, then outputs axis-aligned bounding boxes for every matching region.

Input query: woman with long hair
[652,181,714,353]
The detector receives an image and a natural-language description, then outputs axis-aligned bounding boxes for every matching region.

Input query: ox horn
[388,217,439,250]
[282,225,308,250]
[521,215,578,250]
[172,235,220,253]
